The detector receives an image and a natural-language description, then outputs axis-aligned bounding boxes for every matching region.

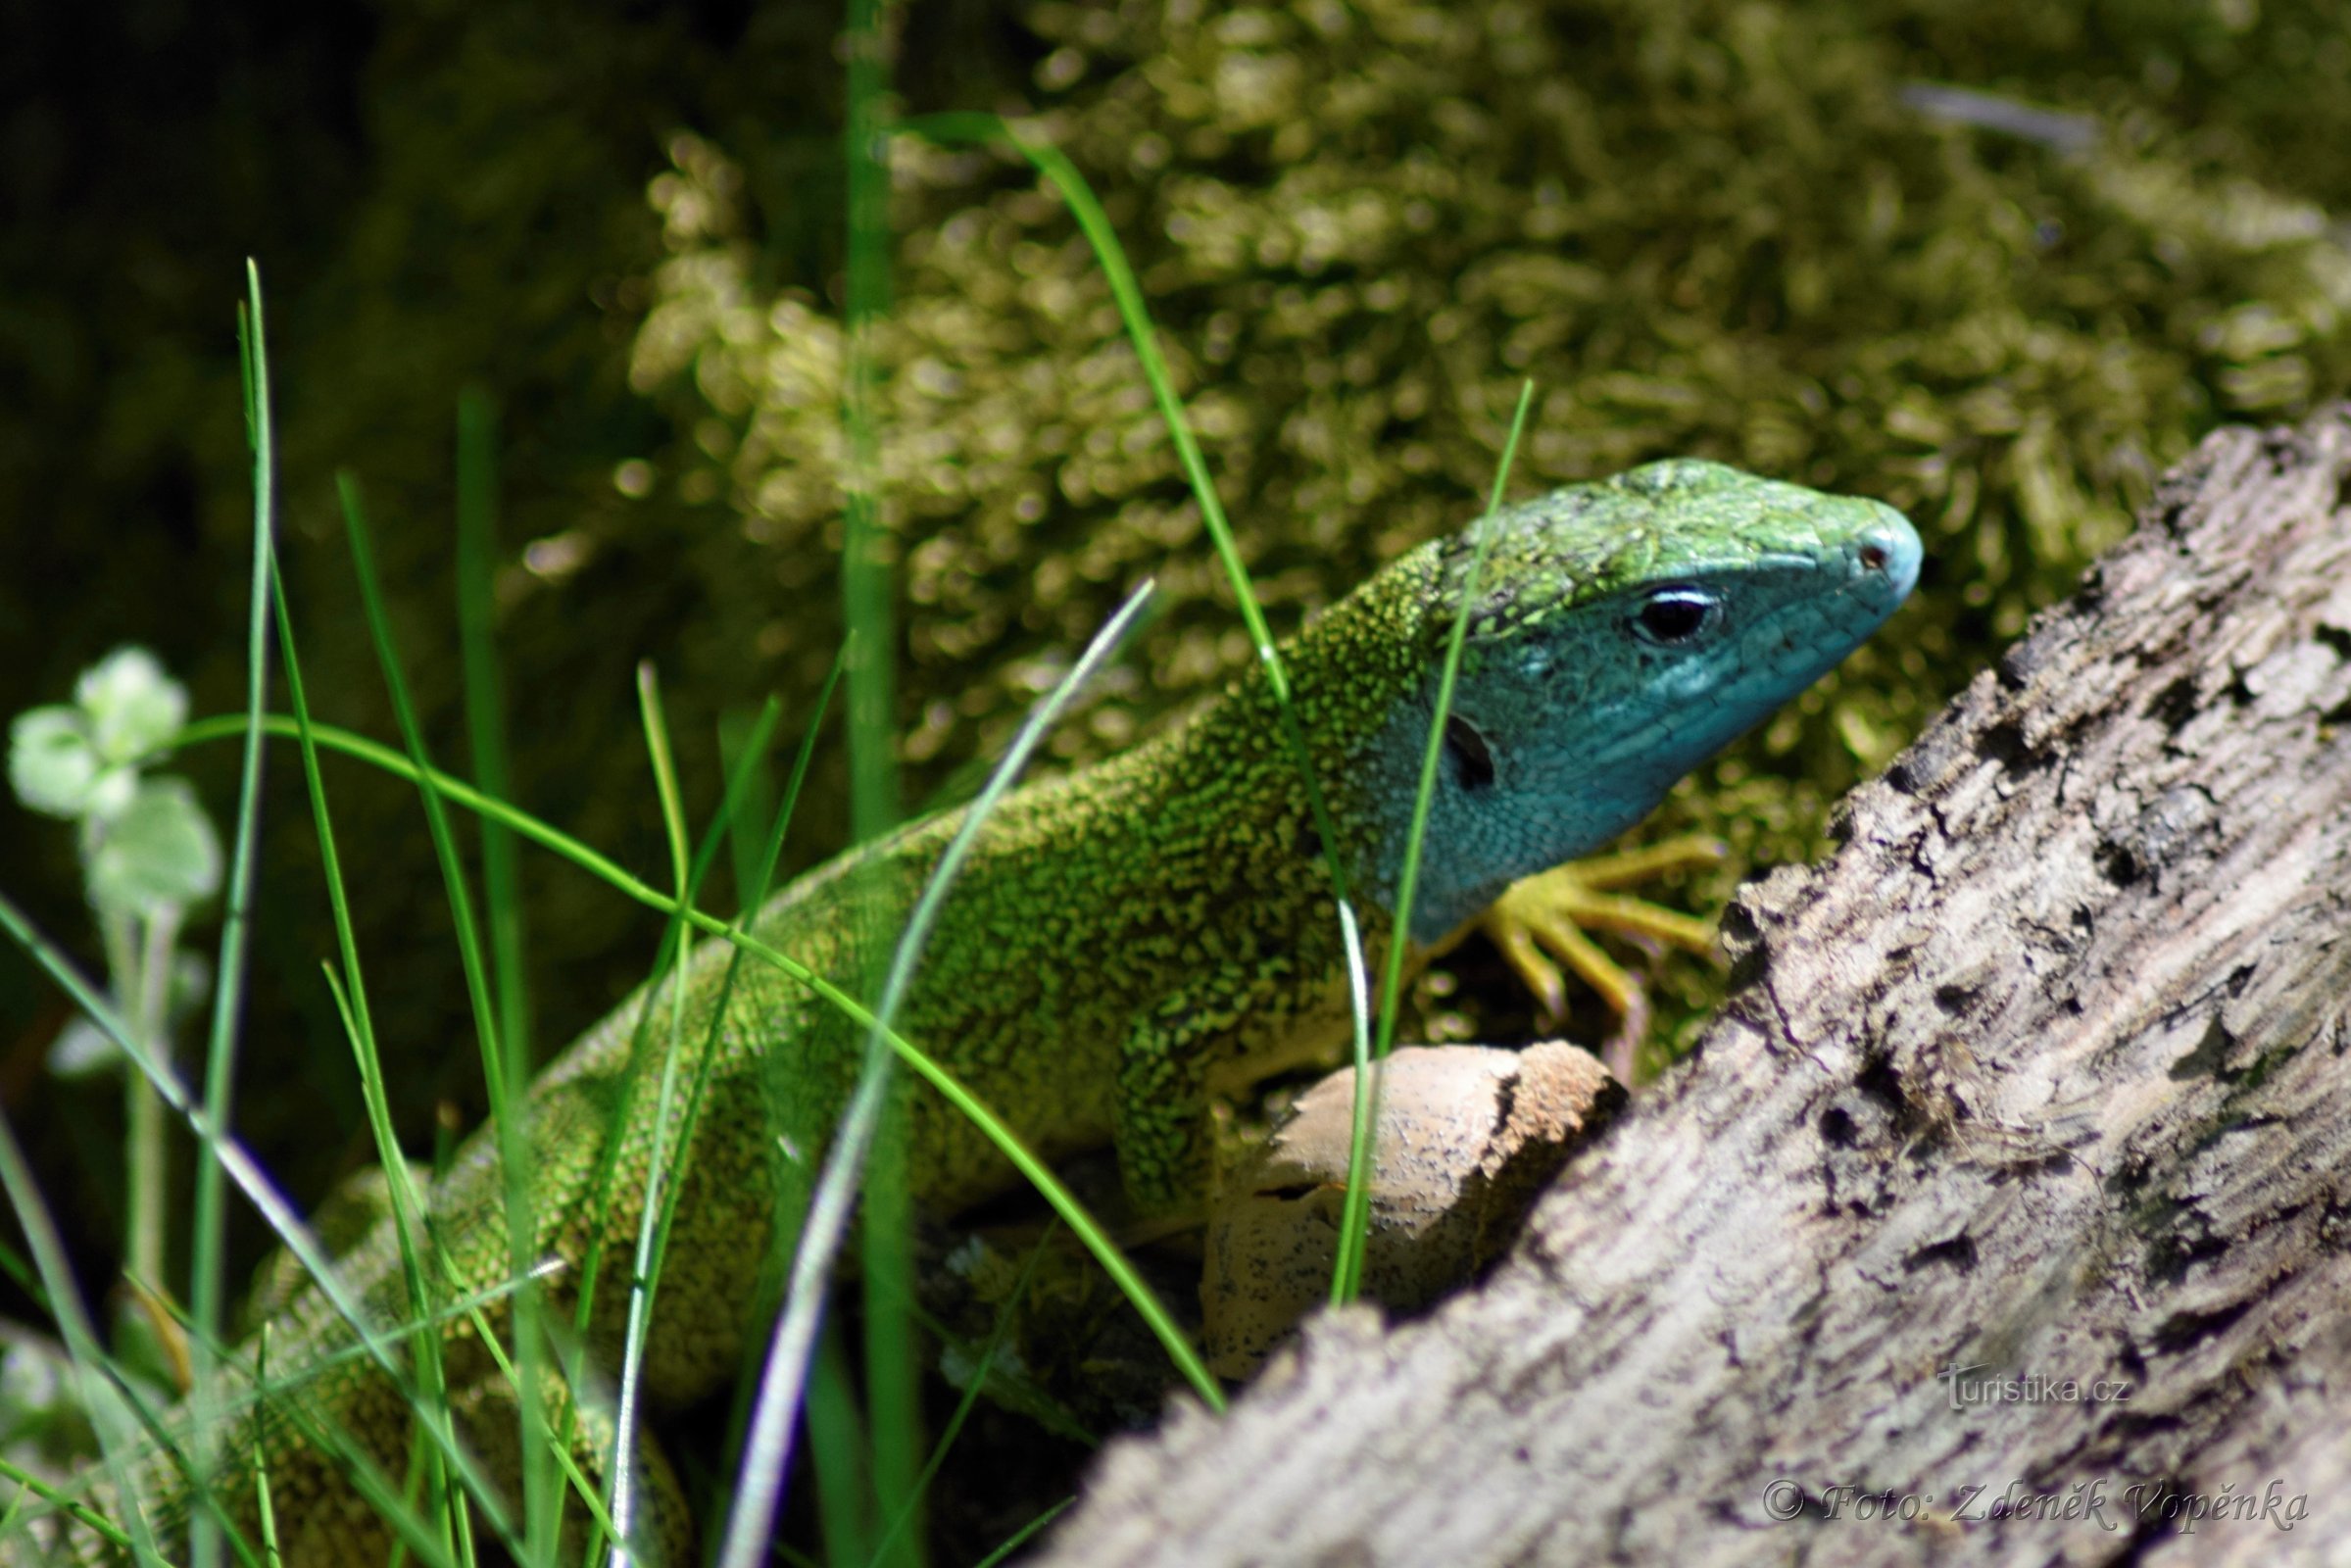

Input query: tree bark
[1033,408,2351,1567]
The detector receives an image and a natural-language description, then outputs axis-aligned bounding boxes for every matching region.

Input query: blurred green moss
[0,0,1028,1269]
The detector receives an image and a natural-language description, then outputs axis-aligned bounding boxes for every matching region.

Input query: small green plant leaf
[7,707,115,820]
[86,775,223,917]
[74,646,188,765]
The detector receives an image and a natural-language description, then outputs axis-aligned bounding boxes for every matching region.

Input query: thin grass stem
[1330,380,1538,1300]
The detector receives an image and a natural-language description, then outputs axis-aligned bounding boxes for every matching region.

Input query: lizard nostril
[1860,543,1889,571]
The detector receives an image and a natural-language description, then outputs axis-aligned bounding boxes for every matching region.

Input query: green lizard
[10,458,1918,1564]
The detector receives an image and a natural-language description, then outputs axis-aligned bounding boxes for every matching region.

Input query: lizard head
[1342,458,1921,942]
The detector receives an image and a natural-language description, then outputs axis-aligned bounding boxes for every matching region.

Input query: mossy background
[5,0,2350,1433]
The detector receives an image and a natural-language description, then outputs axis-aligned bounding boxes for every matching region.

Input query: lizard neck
[940,608,1423,957]
[1114,582,1439,934]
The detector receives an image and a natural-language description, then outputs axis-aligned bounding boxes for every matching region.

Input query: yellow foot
[1477,835,1728,1080]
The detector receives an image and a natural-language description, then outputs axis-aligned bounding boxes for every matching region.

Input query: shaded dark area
[0,0,1037,1307]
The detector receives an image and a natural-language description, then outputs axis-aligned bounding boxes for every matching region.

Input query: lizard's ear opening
[1443,714,1496,791]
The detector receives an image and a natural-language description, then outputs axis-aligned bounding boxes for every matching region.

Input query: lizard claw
[1477,835,1729,1078]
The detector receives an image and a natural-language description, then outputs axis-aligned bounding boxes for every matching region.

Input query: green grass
[184,260,281,1568]
[452,384,556,1567]
[844,10,916,1557]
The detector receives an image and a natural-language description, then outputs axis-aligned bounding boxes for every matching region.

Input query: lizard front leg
[1112,990,1231,1221]
[1475,835,1726,1079]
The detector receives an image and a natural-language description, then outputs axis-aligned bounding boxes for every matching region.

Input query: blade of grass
[0,1235,50,1311]
[455,389,532,1068]
[858,1109,916,1568]
[0,1102,167,1566]
[0,893,506,1552]
[968,1499,1073,1568]
[207,1277,466,1568]
[133,1251,560,1568]
[263,546,501,1556]
[899,114,1358,920]
[150,1256,564,1417]
[863,1221,1057,1568]
[716,710,782,916]
[120,906,177,1328]
[248,1327,280,1568]
[553,690,786,1563]
[167,717,701,915]
[340,473,537,1565]
[338,464,527,1164]
[630,681,813,1483]
[895,110,1396,1319]
[714,580,1188,1568]
[454,389,557,1553]
[1329,380,1537,1301]
[188,261,278,1568]
[310,967,466,1568]
[535,676,799,1568]
[382,1248,629,1551]
[454,383,550,1562]
[564,765,768,1348]
[601,661,696,1567]
[842,0,899,847]
[706,665,869,1542]
[453,401,561,1556]
[0,1307,274,1568]
[843,11,918,1558]
[0,1453,142,1558]
[808,1323,875,1568]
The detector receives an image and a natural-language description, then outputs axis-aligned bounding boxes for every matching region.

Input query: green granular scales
[629,0,2351,1059]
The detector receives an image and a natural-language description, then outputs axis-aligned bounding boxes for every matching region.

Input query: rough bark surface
[1034,409,2351,1567]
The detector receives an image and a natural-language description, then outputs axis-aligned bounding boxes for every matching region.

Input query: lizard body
[13,459,1918,1563]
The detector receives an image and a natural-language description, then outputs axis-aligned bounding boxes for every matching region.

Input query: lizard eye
[1631,585,1722,646]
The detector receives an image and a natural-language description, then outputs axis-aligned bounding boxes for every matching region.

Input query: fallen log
[1034,408,2351,1567]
